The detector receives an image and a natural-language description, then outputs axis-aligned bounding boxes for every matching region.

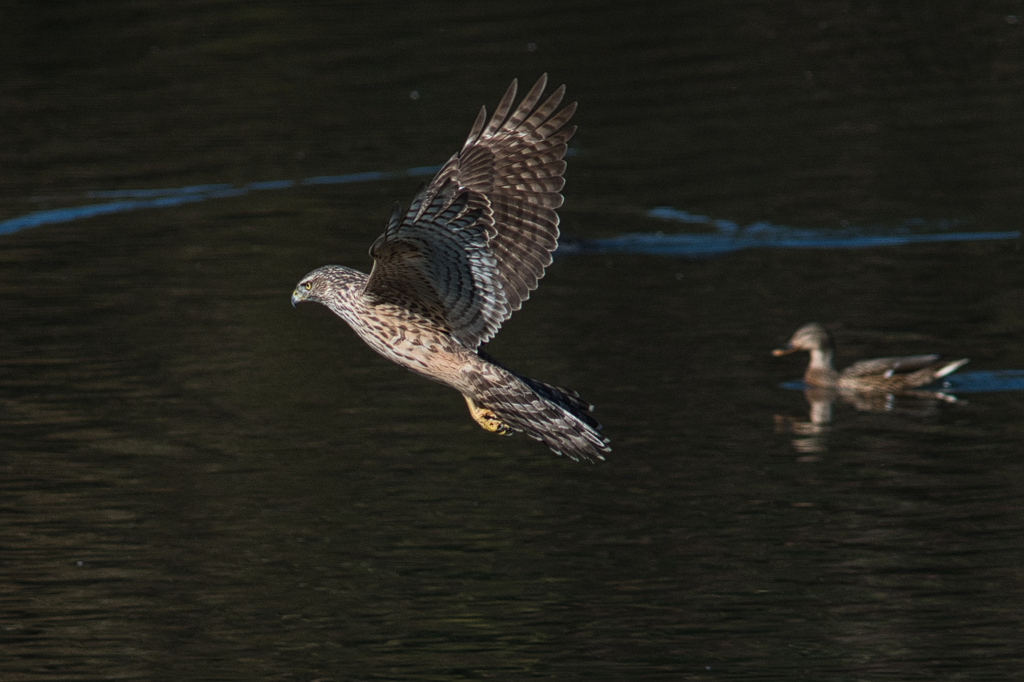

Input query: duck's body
[773,323,968,392]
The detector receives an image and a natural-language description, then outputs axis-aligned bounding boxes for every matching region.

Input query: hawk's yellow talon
[464,396,512,436]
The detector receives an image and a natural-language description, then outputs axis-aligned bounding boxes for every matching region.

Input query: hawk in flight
[292,75,609,461]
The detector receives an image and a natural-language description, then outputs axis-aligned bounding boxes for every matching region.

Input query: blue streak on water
[3,175,1020,253]
[0,194,212,235]
[569,229,1022,256]
[86,184,236,199]
[559,206,1021,256]
[939,370,1024,393]
[300,172,391,185]
[779,381,807,391]
[0,166,443,236]
[247,180,295,191]
[406,166,443,177]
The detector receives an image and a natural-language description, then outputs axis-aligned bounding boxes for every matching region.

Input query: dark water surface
[3,1,1024,680]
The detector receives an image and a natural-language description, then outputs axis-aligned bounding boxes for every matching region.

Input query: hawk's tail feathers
[469,369,610,462]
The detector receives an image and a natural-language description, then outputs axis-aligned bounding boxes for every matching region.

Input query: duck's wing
[843,354,942,378]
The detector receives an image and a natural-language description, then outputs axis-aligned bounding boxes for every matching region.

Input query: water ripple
[559,207,1020,256]
[940,370,1024,393]
[3,175,1019,254]
[0,167,440,236]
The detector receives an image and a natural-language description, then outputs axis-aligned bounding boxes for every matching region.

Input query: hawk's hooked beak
[291,288,306,307]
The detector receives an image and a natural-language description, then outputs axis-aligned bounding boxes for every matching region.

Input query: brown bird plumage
[773,322,969,392]
[291,75,609,461]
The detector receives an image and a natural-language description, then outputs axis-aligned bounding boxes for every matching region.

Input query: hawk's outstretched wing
[363,74,576,349]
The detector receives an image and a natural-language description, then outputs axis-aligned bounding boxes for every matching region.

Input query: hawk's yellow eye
[303,282,312,291]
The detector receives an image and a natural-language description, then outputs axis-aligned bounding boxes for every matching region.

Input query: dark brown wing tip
[480,77,522,138]
[464,105,489,149]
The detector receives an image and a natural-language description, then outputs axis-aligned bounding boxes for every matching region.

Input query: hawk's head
[291,265,366,307]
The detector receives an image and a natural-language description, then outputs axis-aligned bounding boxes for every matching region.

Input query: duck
[772,322,969,392]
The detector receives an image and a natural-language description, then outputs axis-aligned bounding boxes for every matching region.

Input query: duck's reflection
[774,384,961,454]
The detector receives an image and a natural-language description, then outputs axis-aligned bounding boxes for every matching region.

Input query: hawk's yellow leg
[463,395,513,436]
